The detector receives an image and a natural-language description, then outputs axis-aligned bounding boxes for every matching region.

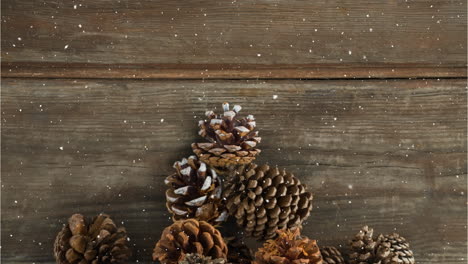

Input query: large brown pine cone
[165,156,228,225]
[321,247,345,264]
[223,163,313,240]
[53,213,131,264]
[192,102,261,174]
[376,233,415,264]
[349,226,378,264]
[179,253,227,264]
[153,219,228,264]
[254,228,323,264]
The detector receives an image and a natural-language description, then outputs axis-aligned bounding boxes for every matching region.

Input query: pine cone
[254,228,323,264]
[165,156,228,225]
[349,226,415,264]
[179,253,227,264]
[348,226,378,264]
[223,163,313,240]
[53,213,131,264]
[153,219,228,264]
[224,236,254,264]
[321,247,345,264]
[192,102,261,175]
[376,233,415,264]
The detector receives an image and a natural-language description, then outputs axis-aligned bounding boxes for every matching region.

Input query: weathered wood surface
[1,79,466,263]
[2,62,466,79]
[2,0,467,79]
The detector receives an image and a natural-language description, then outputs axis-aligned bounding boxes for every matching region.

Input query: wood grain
[1,78,466,263]
[1,0,466,79]
[2,62,466,79]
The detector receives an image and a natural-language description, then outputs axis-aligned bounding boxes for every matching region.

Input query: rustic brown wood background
[1,0,467,263]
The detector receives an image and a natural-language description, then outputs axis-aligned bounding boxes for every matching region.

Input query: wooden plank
[2,0,466,79]
[1,79,466,263]
[2,62,466,79]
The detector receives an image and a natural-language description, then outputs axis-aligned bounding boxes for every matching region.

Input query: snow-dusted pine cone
[223,163,313,240]
[376,233,415,264]
[321,246,345,264]
[192,102,261,175]
[153,219,228,264]
[165,156,228,225]
[53,214,131,264]
[179,253,227,264]
[254,228,323,264]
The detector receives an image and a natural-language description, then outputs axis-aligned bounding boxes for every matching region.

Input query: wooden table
[1,0,466,263]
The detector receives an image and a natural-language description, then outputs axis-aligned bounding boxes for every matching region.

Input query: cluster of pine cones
[166,102,314,240]
[52,103,415,264]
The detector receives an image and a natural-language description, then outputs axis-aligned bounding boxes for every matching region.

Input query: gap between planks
[2,62,466,80]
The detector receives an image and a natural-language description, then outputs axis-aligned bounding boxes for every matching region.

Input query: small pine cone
[376,233,415,264]
[223,163,313,240]
[224,236,254,264]
[254,228,323,264]
[179,253,227,264]
[321,247,345,264]
[192,102,261,175]
[349,226,378,264]
[165,156,228,225]
[153,219,228,264]
[53,213,131,264]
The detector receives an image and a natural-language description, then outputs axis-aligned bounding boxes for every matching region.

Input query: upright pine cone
[165,156,228,225]
[179,253,227,264]
[321,247,345,264]
[254,228,323,264]
[349,226,378,264]
[153,219,228,264]
[192,102,261,175]
[223,163,313,240]
[53,213,131,264]
[376,233,415,264]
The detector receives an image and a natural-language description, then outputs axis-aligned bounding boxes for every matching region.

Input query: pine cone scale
[321,247,345,264]
[179,253,227,264]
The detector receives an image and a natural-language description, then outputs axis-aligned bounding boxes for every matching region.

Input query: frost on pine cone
[153,219,228,264]
[223,164,313,240]
[375,233,415,264]
[53,213,131,264]
[179,253,227,264]
[192,102,261,174]
[165,156,228,225]
[349,226,415,264]
[321,247,345,264]
[254,228,323,264]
